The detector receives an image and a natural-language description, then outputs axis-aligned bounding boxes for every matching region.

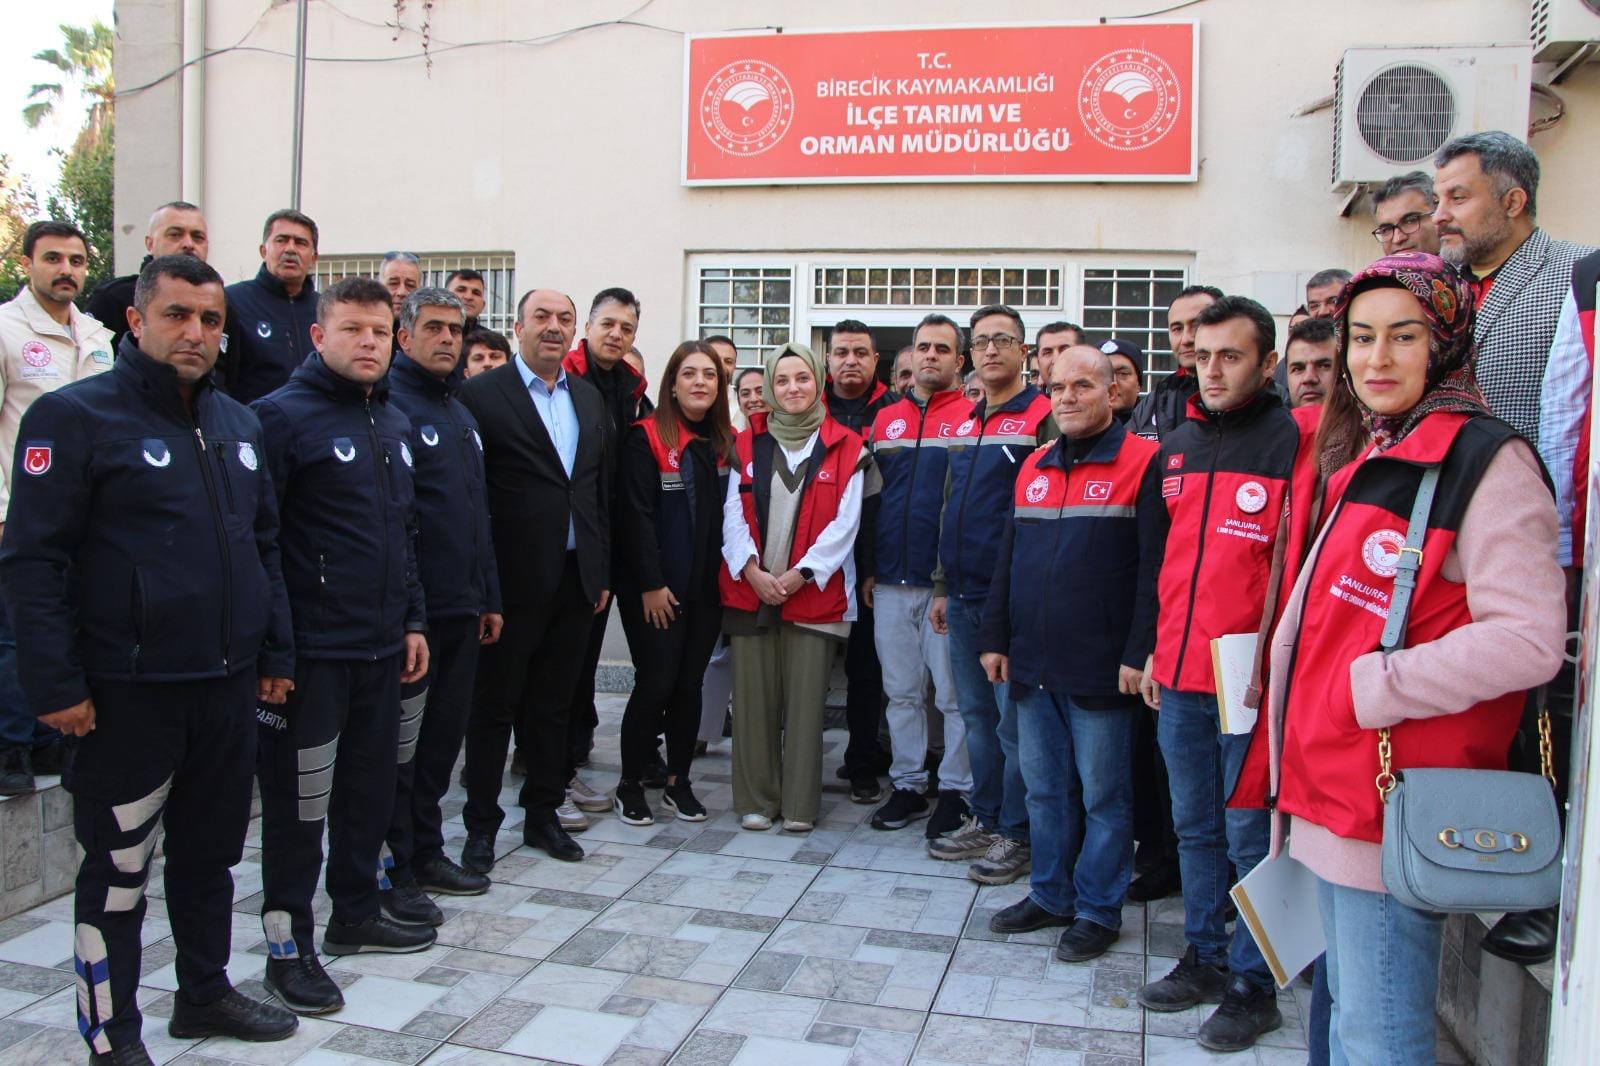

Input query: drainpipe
[290,0,309,209]
[180,0,204,203]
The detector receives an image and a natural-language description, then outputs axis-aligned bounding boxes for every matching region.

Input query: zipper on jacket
[130,568,146,674]
[896,400,932,584]
[457,419,486,609]
[191,423,233,672]
[1170,424,1222,687]
[950,411,987,598]
[214,450,237,515]
[367,398,392,648]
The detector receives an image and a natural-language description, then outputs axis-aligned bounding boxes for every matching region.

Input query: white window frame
[312,252,518,336]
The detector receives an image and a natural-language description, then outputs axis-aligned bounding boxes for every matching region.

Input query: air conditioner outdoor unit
[1531,0,1600,63]
[1332,45,1532,188]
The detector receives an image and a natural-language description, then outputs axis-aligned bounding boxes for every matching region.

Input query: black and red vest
[1152,391,1300,693]
[634,416,727,600]
[719,414,865,624]
[1241,412,1526,843]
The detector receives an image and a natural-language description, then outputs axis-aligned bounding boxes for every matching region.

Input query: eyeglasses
[972,335,1021,352]
[1372,211,1429,243]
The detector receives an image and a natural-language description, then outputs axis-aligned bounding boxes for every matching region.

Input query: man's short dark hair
[317,276,391,324]
[913,312,964,352]
[589,287,640,320]
[969,304,1025,339]
[1286,315,1337,351]
[1173,284,1224,304]
[1435,130,1541,217]
[262,208,319,249]
[1194,295,1276,361]
[133,254,225,313]
[1306,268,1352,291]
[446,268,485,287]
[1035,320,1084,344]
[829,319,875,349]
[1371,170,1438,212]
[463,328,512,357]
[703,333,736,352]
[22,220,86,258]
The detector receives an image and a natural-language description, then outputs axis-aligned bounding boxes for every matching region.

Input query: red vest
[1152,392,1300,692]
[1266,413,1525,843]
[718,414,865,624]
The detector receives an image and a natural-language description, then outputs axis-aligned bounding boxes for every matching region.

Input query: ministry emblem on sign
[1077,49,1182,151]
[700,60,795,156]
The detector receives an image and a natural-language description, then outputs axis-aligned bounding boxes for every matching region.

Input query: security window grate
[697,266,793,365]
[812,265,1061,309]
[1080,267,1188,389]
[312,252,518,337]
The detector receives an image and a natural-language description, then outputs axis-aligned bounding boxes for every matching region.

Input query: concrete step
[1438,911,1552,1065]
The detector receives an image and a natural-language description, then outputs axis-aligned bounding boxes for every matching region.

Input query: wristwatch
[799,566,815,582]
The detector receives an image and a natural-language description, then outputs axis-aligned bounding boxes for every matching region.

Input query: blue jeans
[1309,954,1331,1066]
[1018,690,1135,929]
[946,597,1027,842]
[1316,877,1444,1066]
[1156,687,1271,989]
[0,594,54,750]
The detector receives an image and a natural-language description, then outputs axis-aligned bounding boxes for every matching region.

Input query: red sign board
[683,22,1198,185]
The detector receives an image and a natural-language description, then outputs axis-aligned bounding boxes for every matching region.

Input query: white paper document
[1210,632,1259,735]
[1231,851,1327,988]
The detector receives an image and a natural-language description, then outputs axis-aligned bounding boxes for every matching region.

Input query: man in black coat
[85,201,210,356]
[224,209,320,404]
[0,256,298,1061]
[458,288,612,867]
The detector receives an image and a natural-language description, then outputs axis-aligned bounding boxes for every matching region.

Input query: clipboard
[1230,851,1326,988]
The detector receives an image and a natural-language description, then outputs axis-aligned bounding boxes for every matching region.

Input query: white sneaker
[740,813,773,831]
[556,799,589,832]
[567,776,610,813]
[782,819,814,833]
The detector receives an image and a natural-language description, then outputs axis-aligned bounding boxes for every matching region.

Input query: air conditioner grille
[1355,64,1456,164]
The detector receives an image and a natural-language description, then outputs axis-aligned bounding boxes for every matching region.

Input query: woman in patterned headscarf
[1236,253,1566,1064]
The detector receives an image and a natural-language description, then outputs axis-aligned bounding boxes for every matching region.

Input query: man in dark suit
[456,288,612,866]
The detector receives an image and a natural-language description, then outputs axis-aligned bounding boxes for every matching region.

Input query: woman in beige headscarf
[719,343,872,832]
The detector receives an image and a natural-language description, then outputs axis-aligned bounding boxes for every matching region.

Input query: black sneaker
[989,896,1073,934]
[379,873,443,927]
[614,780,654,826]
[1138,945,1230,1012]
[1054,919,1120,963]
[321,913,437,955]
[870,788,930,830]
[168,987,297,1042]
[1197,975,1283,1052]
[90,1042,155,1065]
[924,790,970,839]
[0,747,34,797]
[415,854,490,896]
[263,955,344,1015]
[662,780,707,822]
[849,771,884,804]
[460,833,495,875]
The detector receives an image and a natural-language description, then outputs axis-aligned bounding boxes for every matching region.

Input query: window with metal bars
[1080,267,1188,389]
[311,252,518,336]
[696,266,793,365]
[811,265,1061,309]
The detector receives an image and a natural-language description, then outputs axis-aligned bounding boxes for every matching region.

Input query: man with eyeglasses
[1370,171,1441,256]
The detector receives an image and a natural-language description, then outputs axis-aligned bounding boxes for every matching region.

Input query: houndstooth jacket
[1474,227,1598,446]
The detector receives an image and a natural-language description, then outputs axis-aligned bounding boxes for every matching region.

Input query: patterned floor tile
[931,939,1143,1033]
[740,920,955,1011]
[792,868,976,937]
[622,852,819,918]
[694,989,920,1066]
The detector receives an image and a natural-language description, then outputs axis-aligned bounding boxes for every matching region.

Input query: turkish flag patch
[1166,453,1183,470]
[23,444,52,476]
[1162,475,1182,498]
[1084,480,1112,501]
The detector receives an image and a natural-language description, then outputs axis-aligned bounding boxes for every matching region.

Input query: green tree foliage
[0,155,40,302]
[48,116,115,301]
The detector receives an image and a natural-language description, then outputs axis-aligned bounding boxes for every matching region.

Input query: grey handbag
[1375,465,1563,913]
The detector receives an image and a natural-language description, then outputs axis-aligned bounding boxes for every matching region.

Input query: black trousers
[387,615,481,875]
[464,555,592,833]
[565,594,611,767]
[616,591,722,781]
[69,671,256,1054]
[1131,704,1177,862]
[842,599,887,775]
[257,654,400,956]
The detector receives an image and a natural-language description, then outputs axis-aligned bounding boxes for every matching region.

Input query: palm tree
[24,21,115,152]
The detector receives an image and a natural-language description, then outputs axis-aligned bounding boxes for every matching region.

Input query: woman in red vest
[720,343,869,832]
[1243,254,1565,1064]
[613,341,734,826]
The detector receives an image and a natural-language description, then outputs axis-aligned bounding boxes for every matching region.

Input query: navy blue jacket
[0,338,294,714]
[938,386,1053,601]
[224,266,319,404]
[386,353,502,620]
[251,354,427,660]
[868,388,970,587]
[980,421,1165,697]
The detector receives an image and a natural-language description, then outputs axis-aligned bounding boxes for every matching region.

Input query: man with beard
[1432,130,1596,443]
[0,221,113,796]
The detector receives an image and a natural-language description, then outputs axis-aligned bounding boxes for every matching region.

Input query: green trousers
[729,625,835,823]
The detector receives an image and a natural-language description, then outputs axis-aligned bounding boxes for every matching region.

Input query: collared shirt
[516,354,578,549]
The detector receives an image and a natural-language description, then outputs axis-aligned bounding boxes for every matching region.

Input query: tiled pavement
[0,694,1469,1065]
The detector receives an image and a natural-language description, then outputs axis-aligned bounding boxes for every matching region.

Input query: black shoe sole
[321,931,437,956]
[415,879,489,897]
[1137,985,1228,1013]
[167,1017,297,1042]
[1054,931,1120,963]
[262,978,344,1016]
[379,902,444,928]
[1480,939,1556,965]
[989,912,1074,935]
[1197,1011,1283,1052]
[870,808,930,830]
[661,794,706,822]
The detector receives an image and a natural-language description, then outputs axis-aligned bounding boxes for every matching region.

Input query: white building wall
[116,0,1600,365]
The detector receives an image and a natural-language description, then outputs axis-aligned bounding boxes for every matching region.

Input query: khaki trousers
[730,625,835,823]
